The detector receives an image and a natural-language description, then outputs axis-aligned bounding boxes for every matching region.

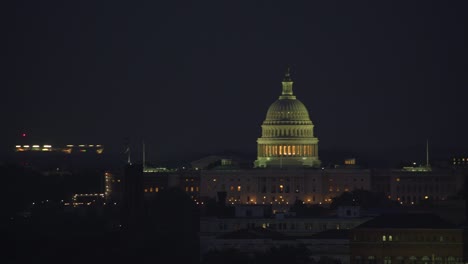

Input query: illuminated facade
[195,71,369,206]
[254,70,320,168]
[144,70,462,209]
[199,163,371,206]
[143,168,201,202]
[372,169,463,205]
[452,156,468,167]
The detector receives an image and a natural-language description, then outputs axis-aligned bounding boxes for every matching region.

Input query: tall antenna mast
[426,139,429,167]
[142,140,146,171]
[127,147,131,165]
[124,137,132,165]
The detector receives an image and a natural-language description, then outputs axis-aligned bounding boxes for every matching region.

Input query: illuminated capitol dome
[254,69,321,168]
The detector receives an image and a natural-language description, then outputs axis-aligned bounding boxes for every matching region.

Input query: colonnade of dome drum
[257,144,318,157]
[261,126,314,137]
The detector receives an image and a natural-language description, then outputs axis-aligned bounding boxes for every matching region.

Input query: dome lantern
[280,67,294,98]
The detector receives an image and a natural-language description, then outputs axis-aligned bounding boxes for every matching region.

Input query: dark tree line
[202,245,342,264]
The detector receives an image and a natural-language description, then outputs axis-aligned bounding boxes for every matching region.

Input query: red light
[22,133,26,137]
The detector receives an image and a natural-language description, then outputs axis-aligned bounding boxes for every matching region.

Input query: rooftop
[216,227,286,240]
[356,213,457,229]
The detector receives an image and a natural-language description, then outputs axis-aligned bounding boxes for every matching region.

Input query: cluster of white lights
[104,172,112,197]
[16,144,52,148]
[31,200,53,205]
[73,193,105,197]
[15,144,53,152]
[72,193,105,204]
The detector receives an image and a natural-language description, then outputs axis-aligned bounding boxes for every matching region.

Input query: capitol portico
[254,69,321,168]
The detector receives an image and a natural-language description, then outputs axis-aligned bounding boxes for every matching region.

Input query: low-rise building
[350,213,466,264]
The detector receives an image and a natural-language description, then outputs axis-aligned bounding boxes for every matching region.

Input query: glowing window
[389,235,392,241]
[149,187,153,192]
[237,186,241,192]
[382,235,386,241]
[383,257,391,264]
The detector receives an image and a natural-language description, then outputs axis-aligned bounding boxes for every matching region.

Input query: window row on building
[353,256,460,264]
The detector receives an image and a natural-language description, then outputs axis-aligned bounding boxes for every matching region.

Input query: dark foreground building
[350,213,466,264]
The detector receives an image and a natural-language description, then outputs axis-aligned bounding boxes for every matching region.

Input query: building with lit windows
[104,171,124,202]
[144,70,463,210]
[452,156,468,167]
[371,168,463,205]
[15,144,104,154]
[199,163,371,207]
[13,143,105,174]
[200,205,372,263]
[143,167,201,202]
[350,213,466,264]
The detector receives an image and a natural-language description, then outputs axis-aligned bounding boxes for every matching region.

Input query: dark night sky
[2,1,468,165]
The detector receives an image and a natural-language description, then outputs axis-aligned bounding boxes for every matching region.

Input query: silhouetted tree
[140,187,200,263]
[202,249,250,264]
[330,189,399,209]
[290,199,330,217]
[256,245,312,264]
[315,256,342,264]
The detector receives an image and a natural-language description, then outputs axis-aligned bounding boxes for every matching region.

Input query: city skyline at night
[3,1,468,166]
[4,2,468,264]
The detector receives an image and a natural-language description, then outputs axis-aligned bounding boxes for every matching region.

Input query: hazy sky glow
[3,1,468,164]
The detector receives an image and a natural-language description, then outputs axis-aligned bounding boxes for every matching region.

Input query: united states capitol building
[194,70,370,207]
[134,70,463,209]
[114,70,466,262]
[253,69,320,168]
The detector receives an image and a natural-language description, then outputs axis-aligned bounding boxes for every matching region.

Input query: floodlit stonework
[254,69,321,168]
